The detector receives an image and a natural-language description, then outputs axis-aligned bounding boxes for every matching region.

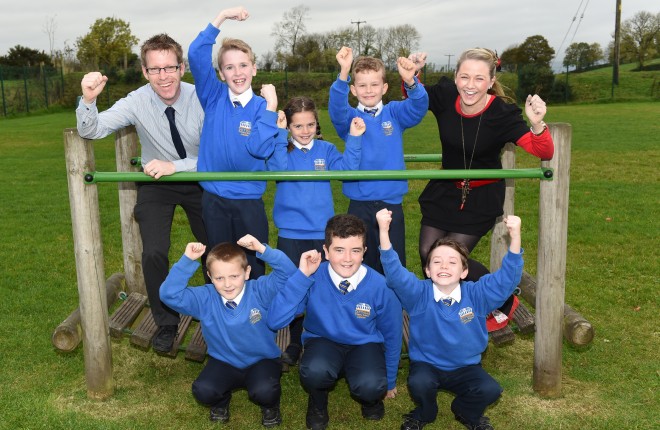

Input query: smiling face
[454,58,495,114]
[424,245,468,293]
[218,49,256,95]
[207,258,251,301]
[323,235,365,279]
[288,111,317,146]
[350,70,388,108]
[142,49,184,105]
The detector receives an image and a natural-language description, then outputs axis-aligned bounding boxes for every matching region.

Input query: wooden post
[64,128,114,399]
[115,126,146,295]
[52,273,125,352]
[490,143,516,271]
[534,123,572,397]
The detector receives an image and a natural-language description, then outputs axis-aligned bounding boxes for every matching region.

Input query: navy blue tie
[164,106,187,159]
[233,100,241,108]
[226,300,238,309]
[339,280,350,295]
[300,147,309,153]
[364,107,378,116]
[441,298,453,307]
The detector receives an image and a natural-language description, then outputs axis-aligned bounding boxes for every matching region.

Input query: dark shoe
[261,406,282,427]
[306,396,328,430]
[361,400,384,420]
[455,414,494,430]
[152,325,177,353]
[401,413,427,430]
[281,343,302,366]
[210,406,229,423]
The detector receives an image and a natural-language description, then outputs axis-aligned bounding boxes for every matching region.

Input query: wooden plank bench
[512,302,535,335]
[109,292,147,338]
[185,323,207,362]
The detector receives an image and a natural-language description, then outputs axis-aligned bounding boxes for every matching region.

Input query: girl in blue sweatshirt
[267,96,364,366]
[377,208,523,430]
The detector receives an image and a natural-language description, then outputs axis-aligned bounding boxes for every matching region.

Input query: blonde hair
[456,48,515,103]
[352,56,386,83]
[217,38,255,69]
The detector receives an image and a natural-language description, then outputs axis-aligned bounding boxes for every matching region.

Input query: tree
[618,11,660,70]
[43,15,57,61]
[499,45,522,72]
[271,5,310,56]
[0,45,53,67]
[516,35,555,68]
[381,25,420,69]
[563,42,604,71]
[76,17,139,70]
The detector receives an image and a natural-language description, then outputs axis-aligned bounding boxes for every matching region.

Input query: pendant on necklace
[459,179,471,211]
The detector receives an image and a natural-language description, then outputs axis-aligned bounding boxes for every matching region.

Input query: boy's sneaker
[305,396,328,430]
[455,414,494,430]
[261,406,282,428]
[361,400,384,420]
[152,325,177,353]
[400,413,427,430]
[209,406,229,423]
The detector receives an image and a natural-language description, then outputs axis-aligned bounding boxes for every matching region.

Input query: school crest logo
[238,121,252,137]
[381,121,394,136]
[249,308,262,324]
[459,307,474,324]
[355,303,371,319]
[314,158,327,171]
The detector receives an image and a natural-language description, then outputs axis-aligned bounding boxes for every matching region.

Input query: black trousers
[133,182,207,326]
[192,356,282,409]
[348,200,406,275]
[201,191,269,278]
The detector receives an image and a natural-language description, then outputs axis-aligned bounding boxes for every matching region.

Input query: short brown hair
[426,238,469,271]
[352,56,386,83]
[217,38,255,69]
[324,214,367,248]
[140,33,183,66]
[206,242,248,270]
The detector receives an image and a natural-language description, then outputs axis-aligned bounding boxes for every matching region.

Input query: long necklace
[458,96,487,211]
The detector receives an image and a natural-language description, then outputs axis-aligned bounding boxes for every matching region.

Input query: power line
[553,0,586,69]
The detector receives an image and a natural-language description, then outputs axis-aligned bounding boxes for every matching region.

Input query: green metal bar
[85,168,553,184]
[129,154,442,166]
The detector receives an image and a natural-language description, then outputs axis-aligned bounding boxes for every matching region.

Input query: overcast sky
[0,1,653,71]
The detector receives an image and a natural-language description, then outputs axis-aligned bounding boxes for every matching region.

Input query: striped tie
[226,300,238,309]
[364,107,378,116]
[339,280,350,295]
[301,147,309,153]
[232,100,241,108]
[441,298,453,307]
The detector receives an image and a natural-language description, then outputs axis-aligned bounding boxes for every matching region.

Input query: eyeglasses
[145,65,180,75]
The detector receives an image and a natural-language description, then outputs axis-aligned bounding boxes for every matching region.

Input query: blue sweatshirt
[267,262,402,389]
[160,245,297,368]
[328,76,428,203]
[380,247,524,371]
[267,137,361,239]
[189,24,284,199]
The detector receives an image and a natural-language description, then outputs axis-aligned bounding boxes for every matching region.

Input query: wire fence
[0,65,65,116]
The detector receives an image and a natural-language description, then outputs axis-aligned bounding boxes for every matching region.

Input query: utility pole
[445,54,454,72]
[351,20,367,55]
[612,0,622,96]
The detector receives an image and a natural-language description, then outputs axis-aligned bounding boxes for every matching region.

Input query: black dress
[419,77,530,236]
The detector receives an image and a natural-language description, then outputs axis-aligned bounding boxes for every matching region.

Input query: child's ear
[424,266,431,278]
[206,270,212,281]
[322,244,329,260]
[245,265,251,280]
[382,82,388,94]
[460,268,468,280]
[350,85,357,97]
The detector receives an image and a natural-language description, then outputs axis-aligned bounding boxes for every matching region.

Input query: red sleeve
[516,128,554,160]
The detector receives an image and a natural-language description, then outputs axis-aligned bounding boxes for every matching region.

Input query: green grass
[0,102,658,429]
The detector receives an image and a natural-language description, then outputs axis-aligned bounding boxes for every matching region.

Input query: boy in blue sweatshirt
[376,208,523,430]
[188,6,283,278]
[267,99,364,367]
[160,234,304,427]
[268,214,402,430]
[329,46,428,274]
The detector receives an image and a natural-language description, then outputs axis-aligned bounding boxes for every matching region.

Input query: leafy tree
[499,45,522,72]
[618,11,660,70]
[271,5,310,56]
[76,17,139,70]
[381,25,420,69]
[516,64,555,101]
[563,42,604,71]
[0,45,53,67]
[516,35,555,68]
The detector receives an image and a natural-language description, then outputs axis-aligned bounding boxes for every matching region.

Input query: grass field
[0,102,657,429]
